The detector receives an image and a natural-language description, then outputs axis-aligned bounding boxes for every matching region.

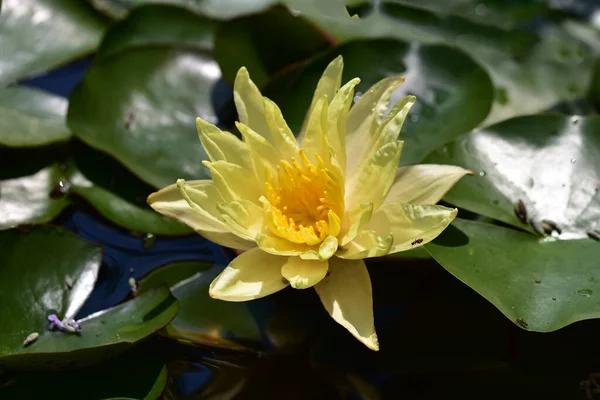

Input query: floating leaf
[0,87,70,147]
[139,261,262,349]
[66,146,193,236]
[88,0,278,20]
[0,157,70,229]
[425,218,600,332]
[0,0,106,84]
[68,5,218,188]
[425,114,600,239]
[264,39,493,164]
[214,8,330,87]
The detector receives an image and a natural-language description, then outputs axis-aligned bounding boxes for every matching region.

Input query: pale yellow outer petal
[256,233,311,256]
[345,76,405,176]
[386,164,473,205]
[302,96,330,165]
[148,181,255,250]
[339,202,373,246]
[336,230,393,259]
[314,257,379,351]
[368,203,458,254]
[345,141,404,212]
[328,77,360,174]
[196,118,253,171]
[235,121,280,184]
[281,257,328,289]
[233,67,273,143]
[217,200,264,241]
[300,55,344,138]
[209,248,288,301]
[370,95,415,153]
[263,98,300,160]
[203,160,262,204]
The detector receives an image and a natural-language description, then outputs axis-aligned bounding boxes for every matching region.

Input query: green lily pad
[68,5,218,188]
[138,261,262,349]
[425,218,600,332]
[214,8,330,87]
[0,87,70,147]
[0,0,106,84]
[88,0,278,20]
[425,114,600,239]
[283,1,598,124]
[65,146,193,236]
[264,39,493,164]
[0,160,70,230]
[1,343,167,399]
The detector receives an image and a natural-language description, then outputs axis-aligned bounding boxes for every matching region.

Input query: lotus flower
[148,56,470,350]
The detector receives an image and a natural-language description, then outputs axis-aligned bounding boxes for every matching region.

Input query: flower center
[265,149,343,246]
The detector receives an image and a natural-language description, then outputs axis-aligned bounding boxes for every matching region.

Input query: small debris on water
[23,332,39,346]
[514,199,528,223]
[552,297,557,301]
[49,178,71,198]
[142,233,156,248]
[129,277,138,295]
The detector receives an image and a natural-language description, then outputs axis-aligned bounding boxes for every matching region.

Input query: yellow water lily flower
[148,56,470,351]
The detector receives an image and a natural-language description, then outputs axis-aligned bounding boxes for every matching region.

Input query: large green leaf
[425,218,600,332]
[1,343,167,399]
[214,8,330,87]
[0,156,70,229]
[89,0,278,20]
[0,0,106,84]
[0,226,178,369]
[138,261,262,349]
[282,0,598,124]
[68,5,218,188]
[0,87,70,147]
[425,114,600,239]
[65,145,193,236]
[264,39,493,164]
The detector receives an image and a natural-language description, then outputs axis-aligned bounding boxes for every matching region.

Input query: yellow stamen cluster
[265,149,343,245]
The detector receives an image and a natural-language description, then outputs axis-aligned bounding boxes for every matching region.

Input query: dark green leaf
[0,160,70,229]
[88,0,278,20]
[214,8,331,87]
[65,145,193,236]
[0,87,70,147]
[425,114,600,239]
[426,218,600,332]
[68,5,218,188]
[264,39,493,164]
[139,261,262,349]
[0,0,106,84]
[1,342,167,399]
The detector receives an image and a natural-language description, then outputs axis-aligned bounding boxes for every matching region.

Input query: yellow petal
[217,200,264,241]
[368,203,458,253]
[300,55,344,137]
[263,97,300,159]
[281,257,328,289]
[148,181,254,250]
[386,164,473,205]
[302,96,330,165]
[202,160,262,203]
[345,141,404,212]
[235,121,280,183]
[339,202,373,246]
[209,248,288,301]
[371,95,415,152]
[314,257,379,351]
[233,67,273,143]
[256,232,311,256]
[196,117,252,171]
[328,77,360,174]
[318,235,338,260]
[336,230,393,259]
[346,76,405,175]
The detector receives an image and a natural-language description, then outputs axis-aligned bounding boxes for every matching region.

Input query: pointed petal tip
[364,333,380,351]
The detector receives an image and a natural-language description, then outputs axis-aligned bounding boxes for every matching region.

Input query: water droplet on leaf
[576,289,593,297]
